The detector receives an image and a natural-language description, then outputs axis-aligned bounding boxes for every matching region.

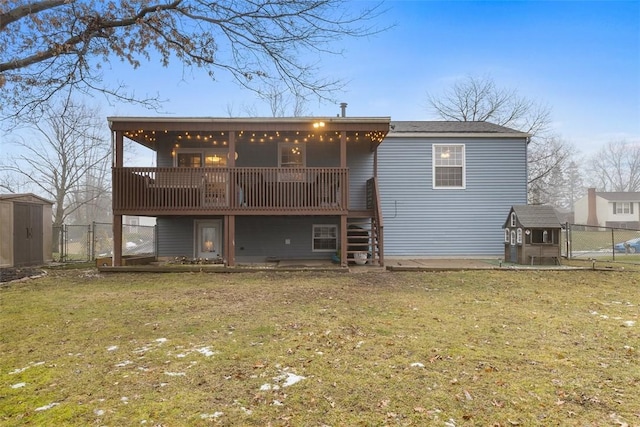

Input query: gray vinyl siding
[347,141,374,210]
[157,215,340,261]
[236,216,339,261]
[378,136,528,256]
[157,217,195,257]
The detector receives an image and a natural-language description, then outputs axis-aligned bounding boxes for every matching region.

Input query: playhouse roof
[508,205,561,229]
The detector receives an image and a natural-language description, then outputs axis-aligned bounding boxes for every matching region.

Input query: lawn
[1,268,639,426]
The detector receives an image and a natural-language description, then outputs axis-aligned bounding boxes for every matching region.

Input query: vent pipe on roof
[340,102,347,117]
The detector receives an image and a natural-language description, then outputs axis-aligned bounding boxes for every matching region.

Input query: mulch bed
[0,267,46,284]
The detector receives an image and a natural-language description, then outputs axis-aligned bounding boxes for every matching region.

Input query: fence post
[61,224,67,262]
[611,228,615,261]
[91,222,96,261]
[564,221,571,259]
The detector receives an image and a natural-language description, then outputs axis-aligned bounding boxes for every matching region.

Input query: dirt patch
[0,267,46,283]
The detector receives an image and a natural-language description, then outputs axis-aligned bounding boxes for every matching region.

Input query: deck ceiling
[108,117,391,151]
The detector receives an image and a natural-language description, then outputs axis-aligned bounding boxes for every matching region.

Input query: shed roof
[0,193,54,205]
[389,121,530,138]
[510,205,561,228]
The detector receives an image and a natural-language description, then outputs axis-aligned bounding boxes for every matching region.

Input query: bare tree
[0,0,385,122]
[0,98,111,229]
[427,75,573,205]
[589,140,640,192]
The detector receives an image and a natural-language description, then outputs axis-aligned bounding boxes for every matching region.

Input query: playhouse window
[516,228,523,244]
[433,144,465,189]
[531,229,552,244]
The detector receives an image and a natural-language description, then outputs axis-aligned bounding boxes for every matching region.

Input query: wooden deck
[113,167,349,215]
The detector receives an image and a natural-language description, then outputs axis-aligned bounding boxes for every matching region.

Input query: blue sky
[95,1,640,157]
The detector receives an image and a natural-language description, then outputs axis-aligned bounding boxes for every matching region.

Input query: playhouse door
[195,220,222,260]
[509,230,517,262]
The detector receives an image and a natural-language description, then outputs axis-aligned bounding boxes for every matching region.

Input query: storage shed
[503,205,562,265]
[0,194,54,267]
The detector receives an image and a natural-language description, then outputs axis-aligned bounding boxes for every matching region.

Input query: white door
[195,220,222,259]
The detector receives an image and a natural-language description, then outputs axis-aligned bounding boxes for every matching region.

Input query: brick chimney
[586,187,599,226]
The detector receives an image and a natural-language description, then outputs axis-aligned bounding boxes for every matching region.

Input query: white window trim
[432,144,466,189]
[516,228,523,244]
[614,202,631,215]
[312,224,338,252]
[510,212,516,227]
[504,229,510,243]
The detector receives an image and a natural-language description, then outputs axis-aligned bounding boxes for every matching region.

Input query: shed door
[13,203,44,267]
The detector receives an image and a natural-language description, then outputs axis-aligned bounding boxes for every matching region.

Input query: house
[574,188,640,229]
[108,117,530,267]
[109,115,391,267]
[378,121,530,257]
[502,205,562,265]
[0,193,54,267]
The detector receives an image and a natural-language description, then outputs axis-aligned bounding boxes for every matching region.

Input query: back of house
[378,121,529,257]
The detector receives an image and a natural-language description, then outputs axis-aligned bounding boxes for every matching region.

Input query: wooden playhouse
[503,205,562,265]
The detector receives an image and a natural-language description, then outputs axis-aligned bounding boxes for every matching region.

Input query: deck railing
[113,167,349,215]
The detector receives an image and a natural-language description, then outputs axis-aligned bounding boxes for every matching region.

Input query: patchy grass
[1,268,639,426]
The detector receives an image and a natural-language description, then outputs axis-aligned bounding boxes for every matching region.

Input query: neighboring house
[574,188,640,229]
[0,193,54,267]
[378,121,530,257]
[108,117,529,266]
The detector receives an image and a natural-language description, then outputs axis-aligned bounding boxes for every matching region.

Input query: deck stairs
[347,213,382,266]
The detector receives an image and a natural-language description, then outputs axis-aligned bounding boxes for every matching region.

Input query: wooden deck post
[113,131,124,266]
[224,215,236,267]
[340,130,348,267]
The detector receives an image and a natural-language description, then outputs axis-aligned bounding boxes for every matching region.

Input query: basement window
[312,224,337,252]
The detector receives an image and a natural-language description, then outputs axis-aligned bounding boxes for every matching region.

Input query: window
[174,148,229,167]
[516,228,523,244]
[531,229,552,244]
[433,144,465,189]
[504,229,510,242]
[614,202,633,215]
[312,224,338,252]
[510,212,516,227]
[278,143,306,168]
[278,142,306,182]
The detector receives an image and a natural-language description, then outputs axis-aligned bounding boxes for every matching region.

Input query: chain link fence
[564,223,640,264]
[52,222,156,262]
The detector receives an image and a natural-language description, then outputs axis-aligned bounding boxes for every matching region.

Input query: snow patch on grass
[200,412,223,419]
[35,402,59,411]
[9,361,44,375]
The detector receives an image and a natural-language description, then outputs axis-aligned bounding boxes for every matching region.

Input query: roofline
[385,132,531,139]
[108,116,391,126]
[0,193,54,204]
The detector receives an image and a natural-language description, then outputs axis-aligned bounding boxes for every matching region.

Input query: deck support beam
[225,215,236,267]
[113,131,124,266]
